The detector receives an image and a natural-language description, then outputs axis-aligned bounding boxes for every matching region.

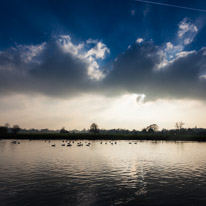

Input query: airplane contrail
[135,0,206,13]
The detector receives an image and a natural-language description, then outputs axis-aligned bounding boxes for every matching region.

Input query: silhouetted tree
[141,128,147,133]
[12,125,20,134]
[90,123,99,133]
[146,124,159,132]
[148,128,155,133]
[0,126,8,135]
[175,122,185,130]
[4,123,10,128]
[60,127,69,134]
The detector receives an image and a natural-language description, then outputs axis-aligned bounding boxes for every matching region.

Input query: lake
[0,140,206,205]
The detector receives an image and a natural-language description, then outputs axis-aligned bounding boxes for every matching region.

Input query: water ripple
[0,140,206,205]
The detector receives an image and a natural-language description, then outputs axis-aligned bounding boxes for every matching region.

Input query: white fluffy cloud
[18,43,46,64]
[57,35,110,80]
[157,18,199,69]
[178,18,198,45]
[103,39,206,101]
[136,38,144,43]
[0,35,110,97]
[0,18,206,103]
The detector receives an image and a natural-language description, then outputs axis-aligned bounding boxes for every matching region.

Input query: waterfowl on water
[77,142,83,146]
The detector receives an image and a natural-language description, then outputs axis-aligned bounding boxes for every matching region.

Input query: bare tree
[175,122,185,130]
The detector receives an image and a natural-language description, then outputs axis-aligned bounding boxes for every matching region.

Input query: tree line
[1,122,206,136]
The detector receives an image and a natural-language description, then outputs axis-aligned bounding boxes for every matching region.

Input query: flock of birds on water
[51,140,119,147]
[11,140,20,144]
[50,140,139,147]
[10,140,138,147]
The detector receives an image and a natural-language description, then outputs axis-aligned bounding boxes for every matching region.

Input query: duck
[77,142,83,146]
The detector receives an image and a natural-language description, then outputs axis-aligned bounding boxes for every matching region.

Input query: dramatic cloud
[0,18,206,102]
[101,18,205,101]
[104,42,206,101]
[0,35,109,97]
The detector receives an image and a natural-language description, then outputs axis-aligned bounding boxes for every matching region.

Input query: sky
[0,0,206,130]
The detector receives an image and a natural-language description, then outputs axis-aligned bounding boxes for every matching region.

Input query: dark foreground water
[0,140,206,206]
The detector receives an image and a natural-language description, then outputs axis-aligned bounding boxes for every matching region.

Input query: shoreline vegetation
[1,133,206,142]
[1,122,206,141]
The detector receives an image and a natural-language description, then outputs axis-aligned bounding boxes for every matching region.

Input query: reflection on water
[0,140,206,205]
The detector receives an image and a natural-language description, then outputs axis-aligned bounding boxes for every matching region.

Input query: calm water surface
[0,140,206,206]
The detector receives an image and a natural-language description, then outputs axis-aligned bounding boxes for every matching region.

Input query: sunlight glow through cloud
[0,8,206,130]
[136,94,146,105]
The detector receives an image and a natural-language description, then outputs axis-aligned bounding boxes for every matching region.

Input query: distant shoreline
[1,133,206,142]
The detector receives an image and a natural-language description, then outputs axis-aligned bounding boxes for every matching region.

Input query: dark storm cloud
[0,38,206,101]
[151,49,206,100]
[0,38,94,97]
[102,42,161,95]
[103,42,206,101]
[29,41,92,96]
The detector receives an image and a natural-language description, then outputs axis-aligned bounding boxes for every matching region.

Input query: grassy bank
[1,133,206,141]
